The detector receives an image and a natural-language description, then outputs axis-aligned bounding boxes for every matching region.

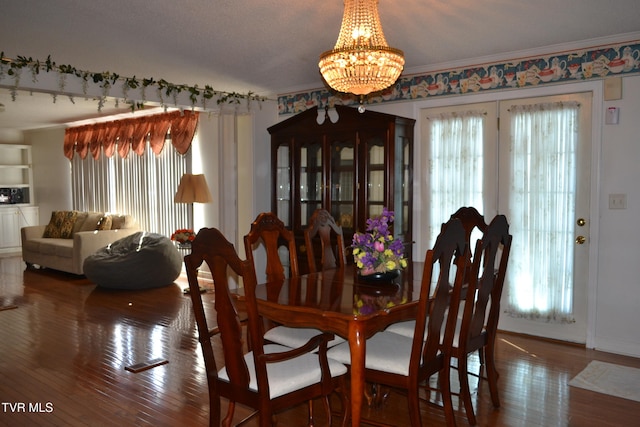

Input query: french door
[420,92,592,342]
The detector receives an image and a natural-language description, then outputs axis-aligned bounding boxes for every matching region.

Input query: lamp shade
[174,174,212,203]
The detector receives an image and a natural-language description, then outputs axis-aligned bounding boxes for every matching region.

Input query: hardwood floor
[1,252,640,426]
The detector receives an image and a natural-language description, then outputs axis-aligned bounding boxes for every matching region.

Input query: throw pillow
[43,211,78,239]
[79,212,105,232]
[72,211,89,235]
[96,215,112,230]
[110,214,135,230]
[110,215,125,229]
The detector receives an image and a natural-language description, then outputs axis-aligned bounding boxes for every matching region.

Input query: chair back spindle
[304,209,346,273]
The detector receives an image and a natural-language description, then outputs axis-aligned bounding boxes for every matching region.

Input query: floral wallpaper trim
[278,40,640,116]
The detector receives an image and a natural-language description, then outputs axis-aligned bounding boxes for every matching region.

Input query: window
[424,108,487,248]
[71,135,190,238]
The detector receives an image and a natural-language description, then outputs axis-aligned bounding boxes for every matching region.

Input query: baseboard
[0,249,22,256]
[592,336,640,358]
[497,329,586,348]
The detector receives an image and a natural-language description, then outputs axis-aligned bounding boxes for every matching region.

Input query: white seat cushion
[264,326,345,349]
[327,332,415,376]
[218,344,347,399]
[386,303,463,344]
[385,317,458,345]
[385,320,418,339]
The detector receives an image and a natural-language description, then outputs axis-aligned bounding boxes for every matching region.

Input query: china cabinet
[268,106,414,272]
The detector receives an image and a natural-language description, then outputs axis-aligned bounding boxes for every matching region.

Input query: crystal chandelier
[319,0,405,96]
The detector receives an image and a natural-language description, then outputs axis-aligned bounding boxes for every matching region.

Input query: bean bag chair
[84,231,182,289]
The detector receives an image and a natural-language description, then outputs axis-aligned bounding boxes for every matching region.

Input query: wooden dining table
[251,263,424,427]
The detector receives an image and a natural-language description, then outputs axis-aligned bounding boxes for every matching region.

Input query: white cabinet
[0,206,39,252]
[0,208,21,248]
[20,206,39,228]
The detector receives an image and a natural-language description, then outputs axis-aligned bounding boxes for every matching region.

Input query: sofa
[21,210,141,275]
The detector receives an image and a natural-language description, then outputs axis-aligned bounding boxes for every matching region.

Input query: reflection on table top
[253,262,425,318]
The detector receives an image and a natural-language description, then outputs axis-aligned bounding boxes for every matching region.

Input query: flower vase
[357,269,400,284]
[177,241,192,250]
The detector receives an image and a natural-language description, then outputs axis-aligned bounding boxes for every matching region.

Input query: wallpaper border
[278,40,640,116]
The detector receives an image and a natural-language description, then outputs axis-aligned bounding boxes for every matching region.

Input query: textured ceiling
[1,0,640,131]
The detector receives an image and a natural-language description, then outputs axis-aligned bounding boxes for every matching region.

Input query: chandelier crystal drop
[319,0,405,96]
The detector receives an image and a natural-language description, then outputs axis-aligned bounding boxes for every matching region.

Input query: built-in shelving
[0,144,33,204]
[0,144,37,251]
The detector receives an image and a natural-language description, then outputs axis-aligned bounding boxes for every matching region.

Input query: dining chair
[304,208,347,273]
[327,218,468,426]
[185,227,349,427]
[387,214,512,425]
[449,214,512,425]
[450,206,488,289]
[385,206,487,338]
[244,212,343,349]
[244,212,300,284]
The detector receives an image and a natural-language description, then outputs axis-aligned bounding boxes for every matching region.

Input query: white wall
[0,129,24,144]
[24,127,72,223]
[594,75,640,356]
[247,101,279,282]
[192,114,220,234]
[251,104,277,217]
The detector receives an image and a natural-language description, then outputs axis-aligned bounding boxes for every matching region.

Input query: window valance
[63,110,199,160]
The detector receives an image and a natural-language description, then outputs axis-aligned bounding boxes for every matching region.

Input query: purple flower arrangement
[351,207,407,275]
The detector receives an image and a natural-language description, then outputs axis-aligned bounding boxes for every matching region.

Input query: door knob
[575,236,586,244]
[577,218,586,227]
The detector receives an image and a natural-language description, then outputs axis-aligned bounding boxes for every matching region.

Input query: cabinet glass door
[275,144,291,226]
[330,139,355,235]
[365,136,386,219]
[299,142,322,227]
[396,136,412,237]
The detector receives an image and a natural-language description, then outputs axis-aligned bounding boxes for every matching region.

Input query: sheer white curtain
[72,135,190,238]
[427,110,485,247]
[504,101,579,322]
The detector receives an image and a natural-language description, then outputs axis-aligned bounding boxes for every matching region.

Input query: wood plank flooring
[1,253,640,426]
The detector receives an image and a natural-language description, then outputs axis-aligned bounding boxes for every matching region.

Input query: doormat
[569,360,640,403]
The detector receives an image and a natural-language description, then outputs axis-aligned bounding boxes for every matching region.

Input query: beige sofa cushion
[79,212,105,232]
[43,211,78,239]
[72,211,89,235]
[111,214,135,230]
[23,238,42,253]
[39,238,74,258]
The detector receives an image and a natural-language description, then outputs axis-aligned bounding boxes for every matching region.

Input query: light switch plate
[609,193,627,209]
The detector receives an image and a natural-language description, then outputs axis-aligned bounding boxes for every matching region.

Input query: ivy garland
[0,52,269,112]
